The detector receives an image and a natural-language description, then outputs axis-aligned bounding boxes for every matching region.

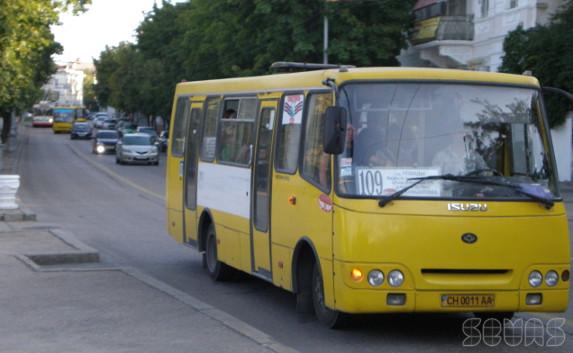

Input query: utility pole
[323,16,329,64]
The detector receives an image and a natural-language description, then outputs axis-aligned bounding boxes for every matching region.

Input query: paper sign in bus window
[355,167,440,196]
[282,94,304,125]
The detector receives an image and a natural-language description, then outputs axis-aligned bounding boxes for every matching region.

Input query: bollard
[0,175,20,209]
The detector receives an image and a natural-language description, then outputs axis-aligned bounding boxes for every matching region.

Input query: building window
[447,0,466,16]
[301,93,333,191]
[509,0,518,9]
[480,0,489,17]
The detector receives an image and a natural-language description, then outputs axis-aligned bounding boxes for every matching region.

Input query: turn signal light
[351,268,363,282]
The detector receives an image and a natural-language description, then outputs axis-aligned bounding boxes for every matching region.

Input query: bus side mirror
[542,87,573,102]
[323,107,347,155]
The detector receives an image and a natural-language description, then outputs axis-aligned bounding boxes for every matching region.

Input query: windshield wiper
[378,174,554,209]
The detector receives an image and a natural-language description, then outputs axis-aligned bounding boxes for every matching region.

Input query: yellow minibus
[52,106,88,133]
[165,64,570,327]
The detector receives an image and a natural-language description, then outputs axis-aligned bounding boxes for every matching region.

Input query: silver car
[116,133,159,165]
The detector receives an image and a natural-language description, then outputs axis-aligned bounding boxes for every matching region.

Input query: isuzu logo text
[448,203,488,212]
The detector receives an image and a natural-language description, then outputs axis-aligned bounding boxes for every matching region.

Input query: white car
[116,133,159,165]
[94,115,108,128]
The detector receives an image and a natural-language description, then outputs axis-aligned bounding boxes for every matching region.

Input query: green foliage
[0,0,90,117]
[500,1,573,127]
[95,0,414,120]
[83,68,98,111]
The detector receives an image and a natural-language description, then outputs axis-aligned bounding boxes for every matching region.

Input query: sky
[52,0,166,63]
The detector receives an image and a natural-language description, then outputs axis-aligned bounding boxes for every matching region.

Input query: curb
[122,267,300,353]
[20,228,100,266]
[0,206,36,222]
[11,227,298,352]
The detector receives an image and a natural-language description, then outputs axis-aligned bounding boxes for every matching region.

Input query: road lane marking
[67,143,165,201]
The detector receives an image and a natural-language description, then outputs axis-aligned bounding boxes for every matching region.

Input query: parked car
[158,131,168,152]
[70,122,93,139]
[92,130,120,154]
[102,118,117,130]
[116,133,159,165]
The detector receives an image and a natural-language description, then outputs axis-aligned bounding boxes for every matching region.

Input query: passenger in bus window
[220,125,235,161]
[354,116,394,167]
[223,109,237,119]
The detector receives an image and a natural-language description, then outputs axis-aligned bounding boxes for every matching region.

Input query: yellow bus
[165,64,570,327]
[52,106,88,133]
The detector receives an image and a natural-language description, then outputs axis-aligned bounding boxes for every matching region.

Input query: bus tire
[312,263,347,328]
[205,224,233,281]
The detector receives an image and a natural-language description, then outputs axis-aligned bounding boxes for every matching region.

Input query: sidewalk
[0,222,296,353]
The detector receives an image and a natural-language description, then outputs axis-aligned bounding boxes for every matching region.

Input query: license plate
[441,294,495,308]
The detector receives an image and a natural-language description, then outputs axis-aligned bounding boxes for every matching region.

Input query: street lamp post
[323,0,374,64]
[323,15,329,64]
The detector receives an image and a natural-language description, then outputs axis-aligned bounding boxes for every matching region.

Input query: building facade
[398,0,564,71]
[41,61,92,106]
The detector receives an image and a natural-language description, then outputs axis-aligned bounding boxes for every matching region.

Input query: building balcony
[410,15,474,45]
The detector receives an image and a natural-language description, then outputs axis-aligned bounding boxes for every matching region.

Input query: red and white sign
[318,194,333,213]
[282,94,304,125]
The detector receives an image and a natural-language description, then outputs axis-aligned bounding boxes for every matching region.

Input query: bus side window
[301,93,333,192]
[200,97,221,161]
[171,96,190,157]
[275,93,305,174]
[217,98,257,166]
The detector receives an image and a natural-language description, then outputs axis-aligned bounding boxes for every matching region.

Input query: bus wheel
[312,263,346,328]
[473,312,514,322]
[205,224,233,281]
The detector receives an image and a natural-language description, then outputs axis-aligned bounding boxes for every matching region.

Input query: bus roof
[174,67,540,96]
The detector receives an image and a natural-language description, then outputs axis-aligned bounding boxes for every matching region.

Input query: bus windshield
[337,83,558,200]
[53,109,74,122]
[33,107,53,116]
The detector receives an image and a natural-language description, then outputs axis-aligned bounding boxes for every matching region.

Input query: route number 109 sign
[355,167,441,196]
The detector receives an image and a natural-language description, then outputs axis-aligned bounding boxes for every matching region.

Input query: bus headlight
[529,270,543,287]
[388,270,404,287]
[367,270,384,287]
[96,145,106,154]
[545,270,559,287]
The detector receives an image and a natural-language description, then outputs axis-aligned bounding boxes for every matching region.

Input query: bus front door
[183,101,204,245]
[250,99,278,279]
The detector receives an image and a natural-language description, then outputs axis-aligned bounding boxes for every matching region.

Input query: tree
[0,0,90,142]
[83,68,98,111]
[95,0,414,123]
[500,1,573,127]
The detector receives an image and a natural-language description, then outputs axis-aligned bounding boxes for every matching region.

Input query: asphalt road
[16,126,573,352]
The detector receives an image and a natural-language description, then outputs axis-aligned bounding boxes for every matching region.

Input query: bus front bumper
[333,285,569,314]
